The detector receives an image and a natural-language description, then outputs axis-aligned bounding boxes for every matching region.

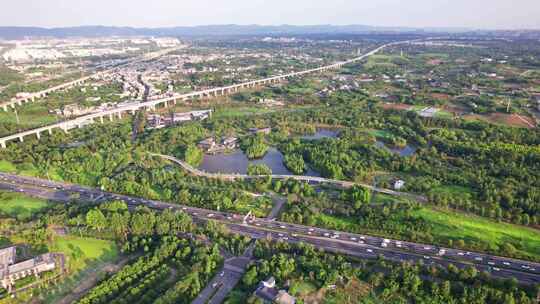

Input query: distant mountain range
[0,24,474,39]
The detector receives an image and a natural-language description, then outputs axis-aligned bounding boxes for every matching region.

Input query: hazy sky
[2,0,539,29]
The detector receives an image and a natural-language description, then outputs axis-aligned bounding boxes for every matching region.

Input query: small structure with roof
[254,277,296,304]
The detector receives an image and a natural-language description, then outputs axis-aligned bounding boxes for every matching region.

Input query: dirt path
[56,255,133,304]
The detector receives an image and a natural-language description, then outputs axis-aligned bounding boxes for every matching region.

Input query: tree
[247,164,272,176]
[184,145,203,166]
[86,209,107,232]
[243,267,259,287]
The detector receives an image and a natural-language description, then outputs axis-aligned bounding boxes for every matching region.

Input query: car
[521,265,530,269]
[474,257,483,261]
[323,233,330,237]
[503,262,510,266]
[208,213,214,217]
[280,225,286,229]
[381,243,388,248]
[283,237,289,240]
[309,228,314,232]
[488,262,495,265]
[255,223,261,226]
[212,283,218,288]
[493,267,500,271]
[350,237,357,241]
[366,249,373,253]
[423,256,430,259]
[423,246,431,250]
[360,236,365,240]
[457,252,465,256]
[278,233,284,237]
[292,233,298,237]
[358,240,364,244]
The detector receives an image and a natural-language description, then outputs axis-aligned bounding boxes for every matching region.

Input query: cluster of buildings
[198,136,238,154]
[147,110,212,129]
[0,246,59,293]
[1,37,183,63]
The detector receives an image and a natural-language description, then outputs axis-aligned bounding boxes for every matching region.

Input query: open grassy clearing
[50,235,119,272]
[43,235,120,304]
[212,106,277,118]
[0,190,49,219]
[313,206,540,260]
[413,208,540,260]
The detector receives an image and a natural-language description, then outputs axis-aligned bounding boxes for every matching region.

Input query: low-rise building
[394,180,405,190]
[254,277,296,304]
[0,246,59,293]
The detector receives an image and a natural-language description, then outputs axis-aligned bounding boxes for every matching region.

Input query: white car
[366,249,373,253]
[457,252,465,256]
[280,225,286,229]
[474,257,483,261]
[503,262,510,266]
[350,237,357,241]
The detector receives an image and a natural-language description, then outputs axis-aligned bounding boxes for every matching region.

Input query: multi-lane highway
[1,172,539,284]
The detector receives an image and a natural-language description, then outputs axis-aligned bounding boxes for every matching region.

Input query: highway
[1,172,539,285]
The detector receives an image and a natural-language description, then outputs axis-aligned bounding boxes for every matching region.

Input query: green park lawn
[51,235,119,273]
[413,208,540,260]
[313,206,540,261]
[213,106,276,118]
[0,191,49,219]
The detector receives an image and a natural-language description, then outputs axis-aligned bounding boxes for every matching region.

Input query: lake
[300,128,339,140]
[199,147,320,176]
[375,140,417,157]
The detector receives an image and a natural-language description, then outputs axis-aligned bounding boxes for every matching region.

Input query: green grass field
[429,185,475,200]
[413,208,540,260]
[0,191,49,219]
[42,235,120,304]
[51,235,119,273]
[313,206,540,260]
[213,106,276,118]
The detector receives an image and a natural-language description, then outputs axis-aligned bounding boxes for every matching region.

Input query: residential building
[0,246,59,293]
[254,277,296,304]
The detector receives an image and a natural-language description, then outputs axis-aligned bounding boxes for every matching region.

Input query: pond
[300,128,339,140]
[199,147,320,176]
[375,140,417,157]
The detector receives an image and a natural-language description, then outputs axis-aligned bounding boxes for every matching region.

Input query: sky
[1,0,539,30]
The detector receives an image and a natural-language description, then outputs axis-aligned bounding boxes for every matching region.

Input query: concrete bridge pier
[47,128,53,135]
[2,105,7,111]
[109,114,114,121]
[99,116,104,123]
[18,136,24,143]
[0,141,6,148]
[117,112,122,119]
[36,132,40,140]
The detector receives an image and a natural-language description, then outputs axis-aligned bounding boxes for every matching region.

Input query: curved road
[152,153,427,202]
